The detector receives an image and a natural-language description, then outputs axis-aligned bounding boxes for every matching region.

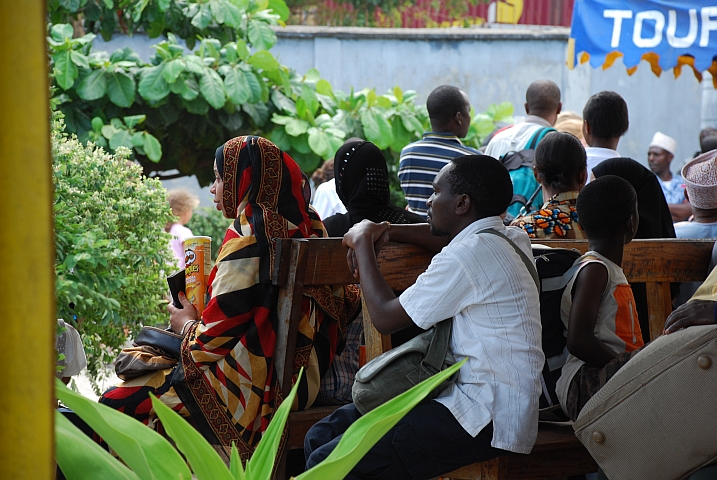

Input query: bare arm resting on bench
[343,220,415,335]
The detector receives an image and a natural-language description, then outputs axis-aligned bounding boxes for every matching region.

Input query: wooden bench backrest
[271,237,714,394]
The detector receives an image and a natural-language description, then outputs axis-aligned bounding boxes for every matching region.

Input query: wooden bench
[271,237,714,479]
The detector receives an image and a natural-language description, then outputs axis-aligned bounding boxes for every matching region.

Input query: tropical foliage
[187,206,232,261]
[48,0,513,188]
[56,360,465,479]
[53,111,175,383]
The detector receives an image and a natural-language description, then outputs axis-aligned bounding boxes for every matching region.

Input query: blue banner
[571,0,717,71]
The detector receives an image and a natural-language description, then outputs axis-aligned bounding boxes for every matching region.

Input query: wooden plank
[445,456,507,480]
[361,294,392,363]
[285,406,340,450]
[535,239,713,283]
[647,281,673,341]
[275,239,309,397]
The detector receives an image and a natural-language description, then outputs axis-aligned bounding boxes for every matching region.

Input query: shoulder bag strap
[526,126,556,151]
[477,228,540,292]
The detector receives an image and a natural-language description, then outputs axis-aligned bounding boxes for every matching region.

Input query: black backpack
[532,246,582,416]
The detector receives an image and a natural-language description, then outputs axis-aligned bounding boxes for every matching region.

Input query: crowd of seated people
[94,79,717,480]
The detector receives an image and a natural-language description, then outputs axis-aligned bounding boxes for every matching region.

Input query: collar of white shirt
[448,216,505,247]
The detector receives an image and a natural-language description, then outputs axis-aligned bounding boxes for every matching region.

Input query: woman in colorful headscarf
[100,136,360,462]
[323,140,424,237]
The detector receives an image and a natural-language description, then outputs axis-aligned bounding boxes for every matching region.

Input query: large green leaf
[76,69,108,101]
[308,127,330,158]
[223,66,251,105]
[267,0,290,21]
[209,0,227,23]
[243,101,269,126]
[247,19,276,51]
[248,51,279,72]
[51,23,74,42]
[123,115,146,129]
[487,101,514,122]
[150,394,233,480]
[143,133,163,162]
[315,79,334,97]
[56,412,140,480]
[179,76,200,101]
[246,367,305,479]
[391,117,412,152]
[297,359,466,479]
[229,444,246,480]
[244,70,263,103]
[271,89,296,115]
[54,50,78,90]
[285,118,310,137]
[400,112,425,135]
[107,71,136,107]
[223,1,243,27]
[138,64,170,102]
[109,130,135,150]
[55,380,192,480]
[360,109,392,149]
[192,3,213,29]
[268,127,291,151]
[163,59,185,84]
[199,68,227,109]
[70,50,90,69]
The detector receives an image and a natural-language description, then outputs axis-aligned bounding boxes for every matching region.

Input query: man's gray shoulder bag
[352,228,539,414]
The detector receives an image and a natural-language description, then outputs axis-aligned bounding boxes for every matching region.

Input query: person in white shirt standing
[304,155,543,480]
[582,90,629,182]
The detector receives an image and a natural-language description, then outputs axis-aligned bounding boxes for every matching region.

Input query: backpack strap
[525,126,556,150]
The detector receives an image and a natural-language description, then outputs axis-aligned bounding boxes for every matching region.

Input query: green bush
[53,112,176,383]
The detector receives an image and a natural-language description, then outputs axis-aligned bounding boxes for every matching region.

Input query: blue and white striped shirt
[398,132,480,217]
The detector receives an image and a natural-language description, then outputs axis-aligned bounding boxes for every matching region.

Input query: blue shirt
[398,133,480,217]
[659,174,686,205]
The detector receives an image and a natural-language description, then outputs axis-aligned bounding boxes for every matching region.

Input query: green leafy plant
[52,111,175,384]
[56,359,466,479]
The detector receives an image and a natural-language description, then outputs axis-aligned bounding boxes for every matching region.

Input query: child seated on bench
[557,175,645,421]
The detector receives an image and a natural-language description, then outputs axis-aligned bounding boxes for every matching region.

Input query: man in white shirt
[484,79,561,219]
[304,155,543,479]
[582,91,629,181]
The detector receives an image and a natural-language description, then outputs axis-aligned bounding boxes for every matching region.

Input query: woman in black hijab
[322,140,424,237]
[593,157,677,343]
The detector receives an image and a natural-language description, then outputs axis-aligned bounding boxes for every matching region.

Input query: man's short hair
[577,175,637,239]
[525,80,561,115]
[447,155,513,217]
[702,135,717,154]
[700,127,717,144]
[427,85,468,126]
[583,91,629,140]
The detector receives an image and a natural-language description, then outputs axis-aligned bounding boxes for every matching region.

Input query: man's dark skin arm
[343,221,414,335]
[567,264,618,368]
[664,299,716,334]
[379,223,450,253]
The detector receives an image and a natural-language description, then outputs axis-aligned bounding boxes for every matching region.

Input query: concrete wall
[272,26,707,173]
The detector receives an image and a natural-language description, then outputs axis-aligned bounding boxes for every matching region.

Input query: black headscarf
[593,157,677,343]
[593,157,675,240]
[323,141,425,237]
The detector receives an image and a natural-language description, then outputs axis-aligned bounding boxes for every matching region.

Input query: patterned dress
[511,191,586,239]
[100,136,360,463]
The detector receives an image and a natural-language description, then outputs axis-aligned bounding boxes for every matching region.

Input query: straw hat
[682,149,717,209]
[649,132,677,156]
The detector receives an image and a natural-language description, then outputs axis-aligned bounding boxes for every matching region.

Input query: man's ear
[454,110,463,126]
[524,102,530,115]
[556,102,562,116]
[455,193,472,216]
[533,166,540,181]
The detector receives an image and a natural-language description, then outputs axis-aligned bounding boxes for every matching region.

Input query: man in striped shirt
[398,85,480,217]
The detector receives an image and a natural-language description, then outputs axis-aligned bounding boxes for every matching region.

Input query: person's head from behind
[647,132,677,177]
[427,155,512,237]
[525,79,562,125]
[426,85,471,138]
[582,91,629,148]
[167,188,200,226]
[534,132,587,198]
[700,127,717,148]
[577,175,638,245]
[333,140,390,209]
[554,111,586,146]
[682,150,717,215]
[701,135,717,154]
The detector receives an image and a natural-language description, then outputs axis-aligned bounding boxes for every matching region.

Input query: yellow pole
[0,1,55,479]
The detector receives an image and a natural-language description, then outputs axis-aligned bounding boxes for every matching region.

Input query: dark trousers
[304,401,506,480]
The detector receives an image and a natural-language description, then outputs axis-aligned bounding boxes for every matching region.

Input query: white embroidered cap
[649,132,677,156]
[682,149,717,209]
